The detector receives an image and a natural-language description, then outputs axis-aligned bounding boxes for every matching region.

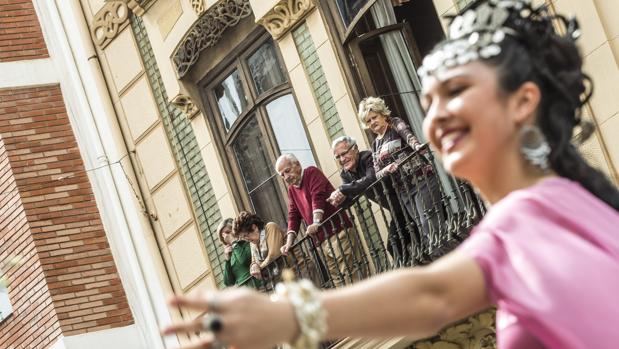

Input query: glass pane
[247,41,286,95]
[336,0,371,27]
[232,117,287,227]
[266,94,315,169]
[214,69,248,131]
[0,287,12,323]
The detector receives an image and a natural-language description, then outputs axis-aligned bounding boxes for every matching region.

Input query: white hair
[331,135,357,149]
[275,153,300,172]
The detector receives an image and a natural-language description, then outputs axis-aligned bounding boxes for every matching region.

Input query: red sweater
[286,166,350,243]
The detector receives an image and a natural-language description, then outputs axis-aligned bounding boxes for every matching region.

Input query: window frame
[199,29,316,218]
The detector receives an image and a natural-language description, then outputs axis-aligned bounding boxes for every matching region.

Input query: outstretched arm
[322,251,490,339]
[161,251,490,349]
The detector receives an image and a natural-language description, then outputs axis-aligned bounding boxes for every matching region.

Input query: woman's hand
[161,288,298,349]
[380,163,398,177]
[223,245,233,261]
[250,263,262,279]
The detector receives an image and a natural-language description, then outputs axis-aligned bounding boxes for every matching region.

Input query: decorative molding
[191,0,206,14]
[92,0,150,48]
[172,0,252,78]
[415,310,496,349]
[257,0,316,40]
[92,1,130,48]
[171,94,200,118]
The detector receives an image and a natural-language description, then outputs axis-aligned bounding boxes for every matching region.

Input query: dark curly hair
[487,4,619,211]
[232,211,265,238]
[431,1,619,211]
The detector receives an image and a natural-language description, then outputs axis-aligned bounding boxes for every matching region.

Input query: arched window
[201,31,315,227]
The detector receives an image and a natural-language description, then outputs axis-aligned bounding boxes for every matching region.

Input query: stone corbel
[257,0,316,40]
[171,94,200,119]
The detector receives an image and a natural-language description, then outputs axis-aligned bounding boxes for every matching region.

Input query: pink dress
[458,177,619,349]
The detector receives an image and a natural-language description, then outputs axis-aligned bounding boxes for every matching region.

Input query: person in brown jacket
[232,211,285,280]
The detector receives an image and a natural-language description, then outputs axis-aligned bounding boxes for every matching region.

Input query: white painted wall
[49,325,143,349]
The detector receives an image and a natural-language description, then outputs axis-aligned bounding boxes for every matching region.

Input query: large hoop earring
[520,124,551,171]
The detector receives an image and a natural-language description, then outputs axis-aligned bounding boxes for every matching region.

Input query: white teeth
[440,131,464,151]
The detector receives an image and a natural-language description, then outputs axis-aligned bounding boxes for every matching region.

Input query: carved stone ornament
[257,0,316,40]
[171,94,200,118]
[414,309,496,349]
[172,0,253,78]
[92,1,130,48]
[191,0,206,14]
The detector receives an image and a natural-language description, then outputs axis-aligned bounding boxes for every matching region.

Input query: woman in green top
[218,218,260,288]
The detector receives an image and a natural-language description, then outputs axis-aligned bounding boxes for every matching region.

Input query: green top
[223,240,261,288]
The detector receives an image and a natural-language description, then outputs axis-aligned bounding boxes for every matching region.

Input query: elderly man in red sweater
[276,153,362,286]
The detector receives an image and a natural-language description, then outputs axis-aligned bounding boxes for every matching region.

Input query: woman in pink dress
[161,1,619,348]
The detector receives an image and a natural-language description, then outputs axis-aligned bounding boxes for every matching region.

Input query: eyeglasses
[334,144,356,161]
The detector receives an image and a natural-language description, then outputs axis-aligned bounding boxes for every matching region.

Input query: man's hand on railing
[305,223,320,236]
[327,189,346,207]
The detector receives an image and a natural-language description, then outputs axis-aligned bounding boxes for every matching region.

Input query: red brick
[0,85,133,347]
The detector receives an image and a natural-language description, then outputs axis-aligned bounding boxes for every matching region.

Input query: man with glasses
[328,136,412,264]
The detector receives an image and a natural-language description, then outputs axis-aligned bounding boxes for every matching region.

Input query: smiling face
[333,141,359,172]
[421,61,533,185]
[364,111,390,136]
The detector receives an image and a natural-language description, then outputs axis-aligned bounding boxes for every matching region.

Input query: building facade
[0,0,617,348]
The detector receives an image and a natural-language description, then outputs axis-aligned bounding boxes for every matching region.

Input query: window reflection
[215,70,248,131]
[266,94,315,169]
[247,41,286,95]
[232,117,287,227]
[336,0,370,27]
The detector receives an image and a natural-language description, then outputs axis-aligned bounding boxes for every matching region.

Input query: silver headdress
[418,0,534,79]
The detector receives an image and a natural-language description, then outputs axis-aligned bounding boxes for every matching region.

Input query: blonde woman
[359,96,444,262]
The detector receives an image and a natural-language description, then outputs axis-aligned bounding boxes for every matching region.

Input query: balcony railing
[244,145,486,293]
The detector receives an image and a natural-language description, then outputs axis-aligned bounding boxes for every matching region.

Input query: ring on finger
[201,312,224,333]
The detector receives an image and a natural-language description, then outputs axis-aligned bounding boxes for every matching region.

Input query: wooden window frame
[199,28,316,215]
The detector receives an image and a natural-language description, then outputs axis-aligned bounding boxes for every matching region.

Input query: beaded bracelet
[271,270,327,349]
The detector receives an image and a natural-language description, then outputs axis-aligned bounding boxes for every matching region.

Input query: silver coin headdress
[418,0,535,79]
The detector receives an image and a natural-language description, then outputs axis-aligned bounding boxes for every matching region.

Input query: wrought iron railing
[242,144,485,293]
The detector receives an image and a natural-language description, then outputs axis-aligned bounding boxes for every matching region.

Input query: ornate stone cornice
[415,310,496,349]
[257,0,316,40]
[92,1,130,48]
[172,0,253,78]
[171,94,200,118]
[191,0,206,14]
[93,0,149,48]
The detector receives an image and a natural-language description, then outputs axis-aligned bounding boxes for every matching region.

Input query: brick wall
[0,85,133,346]
[0,0,49,62]
[0,136,63,347]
